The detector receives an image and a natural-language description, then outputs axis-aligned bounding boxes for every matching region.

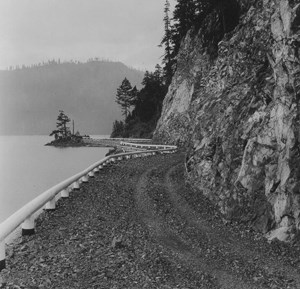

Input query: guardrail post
[45,198,56,210]
[73,181,80,190]
[93,167,99,174]
[61,188,69,198]
[22,214,35,236]
[82,175,88,183]
[88,171,94,178]
[0,241,5,271]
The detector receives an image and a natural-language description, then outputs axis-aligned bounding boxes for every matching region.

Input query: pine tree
[134,67,167,123]
[50,110,71,139]
[56,110,71,137]
[172,0,197,56]
[111,120,125,137]
[115,78,133,119]
[153,64,163,83]
[160,0,174,86]
[130,86,139,106]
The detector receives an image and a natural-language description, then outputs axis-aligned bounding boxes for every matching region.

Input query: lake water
[0,135,110,224]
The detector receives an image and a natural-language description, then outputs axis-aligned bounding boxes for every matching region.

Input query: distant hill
[0,60,144,135]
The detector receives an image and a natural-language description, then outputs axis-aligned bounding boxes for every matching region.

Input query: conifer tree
[130,85,139,106]
[115,77,133,119]
[111,120,125,137]
[56,110,71,137]
[50,110,71,139]
[160,0,174,86]
[172,0,197,56]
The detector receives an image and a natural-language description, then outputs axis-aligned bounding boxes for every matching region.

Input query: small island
[45,110,88,147]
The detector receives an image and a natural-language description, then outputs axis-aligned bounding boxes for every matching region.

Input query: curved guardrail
[120,141,177,150]
[106,138,152,143]
[83,138,153,148]
[0,144,177,271]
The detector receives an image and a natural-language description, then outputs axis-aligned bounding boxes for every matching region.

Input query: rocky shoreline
[45,138,87,147]
[1,153,300,288]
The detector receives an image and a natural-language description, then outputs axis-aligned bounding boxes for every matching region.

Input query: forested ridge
[0,59,143,135]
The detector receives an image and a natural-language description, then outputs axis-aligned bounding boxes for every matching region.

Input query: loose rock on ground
[1,152,300,288]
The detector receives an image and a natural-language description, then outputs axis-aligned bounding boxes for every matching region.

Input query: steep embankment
[154,0,300,241]
[0,61,144,135]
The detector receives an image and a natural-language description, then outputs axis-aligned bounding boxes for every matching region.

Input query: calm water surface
[0,135,110,223]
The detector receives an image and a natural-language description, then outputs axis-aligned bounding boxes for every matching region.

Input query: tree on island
[47,110,84,146]
[50,110,71,139]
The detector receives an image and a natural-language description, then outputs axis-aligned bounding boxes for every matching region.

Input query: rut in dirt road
[136,166,253,289]
[165,165,300,288]
[135,154,300,289]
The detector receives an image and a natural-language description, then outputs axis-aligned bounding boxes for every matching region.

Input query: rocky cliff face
[154,0,300,241]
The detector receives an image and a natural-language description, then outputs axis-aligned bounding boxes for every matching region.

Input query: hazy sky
[0,0,175,71]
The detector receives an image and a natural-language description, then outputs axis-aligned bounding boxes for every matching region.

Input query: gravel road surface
[1,152,300,288]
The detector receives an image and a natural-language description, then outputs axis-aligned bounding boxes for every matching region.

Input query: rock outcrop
[154,0,300,241]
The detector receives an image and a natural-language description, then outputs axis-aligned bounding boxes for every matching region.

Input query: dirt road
[1,152,299,288]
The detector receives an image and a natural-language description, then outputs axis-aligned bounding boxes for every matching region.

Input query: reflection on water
[0,135,110,223]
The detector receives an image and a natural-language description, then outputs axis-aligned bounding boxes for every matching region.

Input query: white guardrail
[108,138,152,143]
[120,141,177,150]
[0,144,177,271]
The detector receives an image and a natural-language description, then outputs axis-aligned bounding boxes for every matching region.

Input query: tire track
[165,163,300,289]
[135,164,256,289]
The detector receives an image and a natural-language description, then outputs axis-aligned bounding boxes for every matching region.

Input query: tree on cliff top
[50,110,71,139]
[160,0,175,86]
[160,0,241,76]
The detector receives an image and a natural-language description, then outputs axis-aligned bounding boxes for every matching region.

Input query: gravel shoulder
[1,152,300,288]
